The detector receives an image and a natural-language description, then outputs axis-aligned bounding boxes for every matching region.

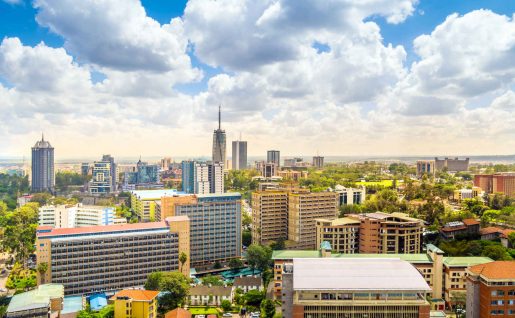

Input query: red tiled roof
[462,218,480,226]
[111,289,160,301]
[480,227,503,236]
[440,226,467,232]
[469,261,515,280]
[37,221,168,237]
[501,229,515,238]
[165,308,192,318]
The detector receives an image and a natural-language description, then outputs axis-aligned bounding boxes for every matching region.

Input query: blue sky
[1,0,515,157]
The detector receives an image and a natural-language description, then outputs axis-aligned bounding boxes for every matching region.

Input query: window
[492,290,505,296]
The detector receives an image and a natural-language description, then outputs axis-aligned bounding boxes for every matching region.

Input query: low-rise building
[333,185,366,206]
[6,284,64,318]
[233,276,263,294]
[440,219,480,240]
[315,217,360,254]
[165,308,192,318]
[111,290,159,318]
[474,173,515,198]
[39,204,124,228]
[130,189,184,222]
[453,187,483,202]
[466,261,515,318]
[480,227,515,241]
[36,216,190,295]
[189,286,232,306]
[281,258,431,318]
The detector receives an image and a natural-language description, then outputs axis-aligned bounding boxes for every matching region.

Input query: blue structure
[90,161,112,193]
[89,293,107,311]
[62,296,83,314]
[102,207,115,225]
[181,161,195,193]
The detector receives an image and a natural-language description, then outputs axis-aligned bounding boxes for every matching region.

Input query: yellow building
[112,290,159,318]
[251,190,289,245]
[130,189,182,222]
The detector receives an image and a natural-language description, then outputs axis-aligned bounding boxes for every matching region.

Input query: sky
[1,0,515,159]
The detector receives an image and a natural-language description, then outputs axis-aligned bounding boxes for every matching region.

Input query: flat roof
[293,258,431,291]
[7,284,64,313]
[37,221,168,238]
[317,217,360,226]
[197,192,241,198]
[130,189,186,200]
[272,251,433,264]
[443,257,493,267]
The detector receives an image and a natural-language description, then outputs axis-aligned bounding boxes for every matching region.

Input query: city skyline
[1,1,515,158]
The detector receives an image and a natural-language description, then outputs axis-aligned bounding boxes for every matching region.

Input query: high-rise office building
[136,159,159,184]
[80,163,90,177]
[312,156,324,168]
[232,140,247,170]
[160,157,172,171]
[102,155,117,191]
[251,191,288,245]
[31,135,55,193]
[38,204,123,228]
[159,193,242,268]
[267,150,280,167]
[181,161,223,194]
[89,161,112,194]
[35,216,190,295]
[212,105,226,164]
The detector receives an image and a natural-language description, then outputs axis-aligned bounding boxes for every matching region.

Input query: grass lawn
[188,306,220,315]
[356,180,403,187]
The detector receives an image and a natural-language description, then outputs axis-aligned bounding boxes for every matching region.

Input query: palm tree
[37,262,48,284]
[179,252,187,273]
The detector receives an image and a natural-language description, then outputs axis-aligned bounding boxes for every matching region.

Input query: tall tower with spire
[31,134,55,193]
[212,105,226,164]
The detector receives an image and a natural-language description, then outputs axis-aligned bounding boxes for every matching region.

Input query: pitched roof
[233,276,262,287]
[480,227,503,236]
[111,290,160,301]
[469,261,515,280]
[462,218,480,226]
[443,257,493,267]
[165,308,192,318]
[7,284,64,313]
[189,286,232,297]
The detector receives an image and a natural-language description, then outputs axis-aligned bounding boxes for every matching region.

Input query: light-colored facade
[281,258,431,318]
[256,161,278,178]
[232,140,248,170]
[181,161,224,194]
[315,217,360,254]
[112,290,159,318]
[130,189,184,222]
[312,156,324,168]
[251,191,288,245]
[6,284,64,318]
[288,191,338,249]
[38,204,122,228]
[209,162,224,194]
[189,286,232,306]
[333,185,366,206]
[474,173,515,198]
[267,150,280,167]
[90,161,112,194]
[35,216,190,295]
[453,187,483,202]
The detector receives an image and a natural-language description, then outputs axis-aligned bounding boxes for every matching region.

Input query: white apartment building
[38,204,125,228]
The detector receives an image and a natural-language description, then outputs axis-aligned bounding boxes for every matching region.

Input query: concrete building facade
[35,216,190,295]
[474,173,515,198]
[38,204,122,228]
[251,191,289,245]
[31,135,55,193]
[267,150,280,167]
[312,156,324,168]
[212,105,226,164]
[232,140,248,170]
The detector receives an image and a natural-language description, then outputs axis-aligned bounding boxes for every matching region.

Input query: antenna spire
[41,132,44,142]
[218,104,221,130]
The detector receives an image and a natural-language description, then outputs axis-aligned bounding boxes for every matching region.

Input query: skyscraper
[102,154,117,191]
[267,150,280,167]
[89,161,112,194]
[212,105,226,164]
[31,135,55,193]
[181,161,223,194]
[232,139,248,170]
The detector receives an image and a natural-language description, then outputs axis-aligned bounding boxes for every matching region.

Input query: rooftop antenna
[41,132,44,142]
[218,104,221,130]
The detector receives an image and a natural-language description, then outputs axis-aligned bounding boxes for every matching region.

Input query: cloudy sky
[1,0,515,159]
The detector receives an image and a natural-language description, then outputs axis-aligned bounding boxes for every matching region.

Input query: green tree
[151,271,190,311]
[508,232,515,248]
[260,299,276,318]
[37,262,48,284]
[202,275,224,286]
[29,192,52,206]
[179,252,187,273]
[244,289,264,306]
[242,230,252,247]
[229,258,243,270]
[144,272,163,290]
[221,299,232,312]
[246,244,272,273]
[482,245,512,261]
[213,261,222,269]
[270,238,285,251]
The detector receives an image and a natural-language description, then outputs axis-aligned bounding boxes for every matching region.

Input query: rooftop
[197,192,242,198]
[7,284,64,313]
[443,257,493,267]
[462,218,480,226]
[111,289,160,301]
[37,221,169,237]
[480,227,504,235]
[469,261,515,280]
[189,286,232,296]
[293,258,431,291]
[234,276,262,287]
[165,308,192,318]
[317,217,360,226]
[130,189,186,200]
[272,251,433,264]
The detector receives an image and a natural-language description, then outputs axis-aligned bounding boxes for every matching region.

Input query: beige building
[189,286,232,306]
[315,217,360,254]
[287,191,338,249]
[251,191,288,245]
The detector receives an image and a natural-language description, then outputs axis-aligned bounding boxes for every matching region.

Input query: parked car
[222,314,232,317]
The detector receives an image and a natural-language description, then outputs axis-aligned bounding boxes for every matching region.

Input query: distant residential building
[102,154,117,191]
[435,157,469,172]
[136,159,159,184]
[16,194,33,207]
[189,286,232,306]
[232,140,248,170]
[333,185,366,205]
[453,187,483,202]
[181,161,224,194]
[267,150,280,167]
[111,290,159,318]
[256,161,277,178]
[251,190,289,245]
[165,308,191,318]
[158,193,241,268]
[440,219,480,239]
[212,105,226,164]
[312,156,324,168]
[276,170,308,181]
[90,160,112,194]
[81,163,90,176]
[474,173,515,197]
[233,276,263,294]
[315,217,360,254]
[161,157,172,171]
[283,157,307,167]
[38,204,123,228]
[280,258,431,318]
[480,226,514,241]
[466,261,515,318]
[6,284,64,318]
[31,135,55,193]
[36,216,190,295]
[288,191,338,249]
[130,189,184,221]
[417,160,436,176]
